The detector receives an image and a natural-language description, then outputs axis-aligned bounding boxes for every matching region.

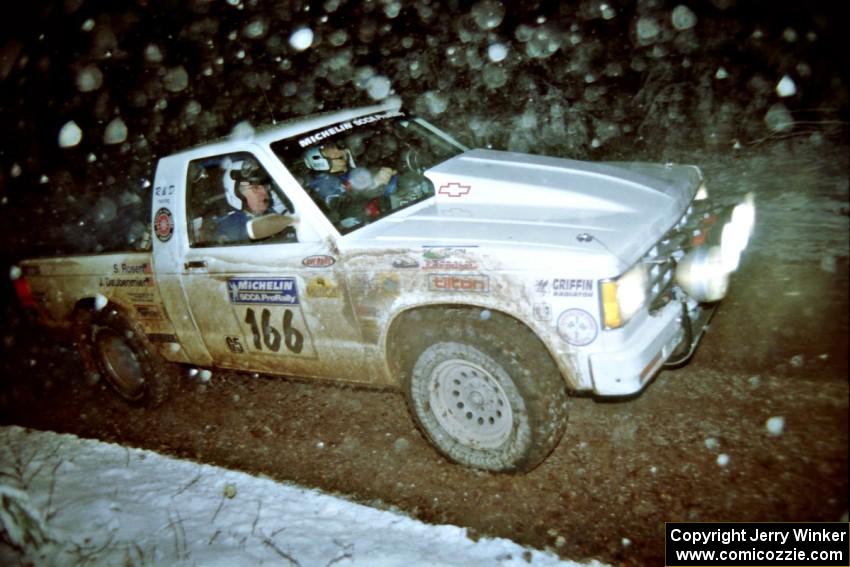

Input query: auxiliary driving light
[732,194,756,237]
[719,194,756,273]
[675,245,730,303]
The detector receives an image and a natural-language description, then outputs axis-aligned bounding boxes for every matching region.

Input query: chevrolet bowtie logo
[438,182,471,197]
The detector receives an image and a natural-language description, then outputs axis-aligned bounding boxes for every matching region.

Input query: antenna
[261,87,277,125]
[576,232,628,266]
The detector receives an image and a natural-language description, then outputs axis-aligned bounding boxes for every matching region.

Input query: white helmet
[303,144,356,172]
[303,147,330,171]
[223,157,286,213]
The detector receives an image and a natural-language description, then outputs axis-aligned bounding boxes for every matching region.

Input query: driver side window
[186,152,296,248]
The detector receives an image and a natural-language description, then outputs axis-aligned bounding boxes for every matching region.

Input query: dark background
[0,3,847,564]
[0,0,846,255]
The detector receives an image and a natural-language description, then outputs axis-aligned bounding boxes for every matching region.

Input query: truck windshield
[271,112,465,234]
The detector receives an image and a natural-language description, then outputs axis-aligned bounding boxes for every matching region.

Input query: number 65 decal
[244,307,304,353]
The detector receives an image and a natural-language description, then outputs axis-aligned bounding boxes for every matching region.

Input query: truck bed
[21,251,157,332]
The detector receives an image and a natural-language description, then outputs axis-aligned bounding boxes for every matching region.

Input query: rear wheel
[93,327,147,401]
[395,308,569,472]
[74,303,171,407]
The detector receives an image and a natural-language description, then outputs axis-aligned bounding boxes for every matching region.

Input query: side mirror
[247,213,298,240]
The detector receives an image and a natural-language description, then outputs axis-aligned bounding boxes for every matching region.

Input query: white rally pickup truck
[14,99,754,472]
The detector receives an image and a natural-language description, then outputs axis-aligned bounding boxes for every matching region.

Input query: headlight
[600,263,648,329]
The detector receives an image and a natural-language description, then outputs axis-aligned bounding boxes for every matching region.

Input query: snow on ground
[0,426,603,567]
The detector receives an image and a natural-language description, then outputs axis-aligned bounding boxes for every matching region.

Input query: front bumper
[589,299,684,396]
[587,194,754,396]
[588,295,716,396]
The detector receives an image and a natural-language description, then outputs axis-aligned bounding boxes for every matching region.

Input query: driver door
[178,149,373,384]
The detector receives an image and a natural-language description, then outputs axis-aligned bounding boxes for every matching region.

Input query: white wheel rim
[428,359,513,449]
[95,328,145,401]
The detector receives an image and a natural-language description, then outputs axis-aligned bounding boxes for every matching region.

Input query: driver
[303,142,397,223]
[214,158,274,244]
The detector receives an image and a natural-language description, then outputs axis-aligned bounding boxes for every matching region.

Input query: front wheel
[398,309,569,472]
[73,303,171,407]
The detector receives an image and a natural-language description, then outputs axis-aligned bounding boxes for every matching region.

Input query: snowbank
[0,426,602,566]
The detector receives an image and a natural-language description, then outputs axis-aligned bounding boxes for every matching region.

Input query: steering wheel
[332,191,353,211]
[403,147,425,174]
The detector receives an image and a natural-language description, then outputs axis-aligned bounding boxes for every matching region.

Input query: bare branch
[175,473,203,496]
[211,494,226,524]
[251,499,262,536]
[261,536,302,566]
[326,539,355,566]
[165,510,188,561]
[44,459,63,523]
[22,441,64,488]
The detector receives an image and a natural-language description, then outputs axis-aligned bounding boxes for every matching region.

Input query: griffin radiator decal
[535,278,594,298]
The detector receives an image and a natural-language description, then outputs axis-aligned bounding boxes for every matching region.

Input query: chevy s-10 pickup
[14,99,754,471]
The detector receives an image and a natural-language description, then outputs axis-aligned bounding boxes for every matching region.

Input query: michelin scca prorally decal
[227,278,299,305]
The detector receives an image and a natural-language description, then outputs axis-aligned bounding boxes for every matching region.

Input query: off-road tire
[395,308,569,472]
[73,302,171,407]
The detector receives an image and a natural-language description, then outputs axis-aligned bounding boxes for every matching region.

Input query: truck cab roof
[174,98,404,159]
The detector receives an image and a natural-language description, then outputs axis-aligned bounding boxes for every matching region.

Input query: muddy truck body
[15,100,755,471]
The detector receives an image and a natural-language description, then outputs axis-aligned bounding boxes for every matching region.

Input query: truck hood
[357,149,702,269]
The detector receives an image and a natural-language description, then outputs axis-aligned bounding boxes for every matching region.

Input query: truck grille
[644,204,697,311]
